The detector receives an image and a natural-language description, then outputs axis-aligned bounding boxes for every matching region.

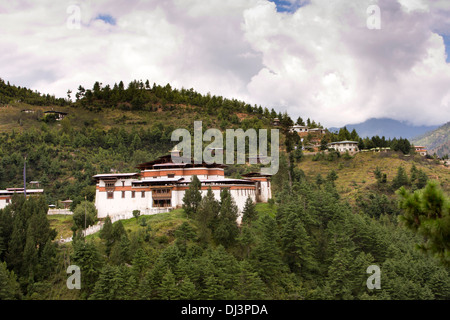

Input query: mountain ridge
[329,118,442,140]
[411,121,450,158]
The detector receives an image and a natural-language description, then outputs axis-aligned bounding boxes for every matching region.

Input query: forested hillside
[0,79,449,301]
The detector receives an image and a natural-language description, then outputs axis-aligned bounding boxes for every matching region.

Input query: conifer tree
[392,166,409,190]
[241,196,256,226]
[196,187,219,243]
[250,215,286,283]
[397,181,450,266]
[236,260,267,300]
[160,268,178,300]
[213,188,239,248]
[0,261,22,300]
[71,240,103,295]
[178,276,197,300]
[280,211,316,276]
[100,216,114,255]
[182,175,202,217]
[91,264,135,300]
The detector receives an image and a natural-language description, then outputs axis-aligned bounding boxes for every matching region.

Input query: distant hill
[411,122,450,158]
[328,118,441,140]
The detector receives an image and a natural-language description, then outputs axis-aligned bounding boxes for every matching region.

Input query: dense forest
[0,159,449,300]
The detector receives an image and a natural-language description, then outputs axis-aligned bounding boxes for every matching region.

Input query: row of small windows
[107,190,146,199]
[237,189,255,196]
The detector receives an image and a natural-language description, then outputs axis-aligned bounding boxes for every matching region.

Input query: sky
[0,0,450,128]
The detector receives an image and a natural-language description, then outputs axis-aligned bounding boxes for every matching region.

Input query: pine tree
[91,265,136,300]
[160,268,179,300]
[195,187,219,243]
[178,276,197,300]
[397,181,450,266]
[241,196,256,226]
[100,215,113,250]
[250,215,286,284]
[0,261,22,300]
[174,222,196,252]
[182,175,202,217]
[280,211,316,276]
[236,260,267,300]
[213,189,239,248]
[392,166,409,190]
[71,240,103,294]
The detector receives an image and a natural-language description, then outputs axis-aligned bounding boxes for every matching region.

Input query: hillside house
[290,125,326,139]
[327,141,359,153]
[0,188,44,210]
[414,146,428,156]
[44,110,68,121]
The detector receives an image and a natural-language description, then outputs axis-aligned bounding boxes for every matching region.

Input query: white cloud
[0,0,449,127]
[242,0,450,126]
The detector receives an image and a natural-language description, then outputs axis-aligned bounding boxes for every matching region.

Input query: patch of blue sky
[95,14,116,25]
[443,35,450,63]
[269,0,309,13]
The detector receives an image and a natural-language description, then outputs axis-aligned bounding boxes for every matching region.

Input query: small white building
[0,188,44,210]
[290,125,309,133]
[414,146,428,156]
[327,141,359,153]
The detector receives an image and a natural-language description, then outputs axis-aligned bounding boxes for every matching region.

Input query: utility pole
[84,196,87,242]
[23,156,27,197]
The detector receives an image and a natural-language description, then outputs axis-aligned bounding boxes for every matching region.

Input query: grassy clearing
[47,214,74,239]
[298,151,449,202]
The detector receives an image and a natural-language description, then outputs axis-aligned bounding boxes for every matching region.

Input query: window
[107,191,114,199]
[6,198,10,204]
[122,181,125,187]
[105,181,115,188]
[132,191,135,198]
[122,191,125,198]
[168,173,175,178]
[141,191,145,198]
[153,199,171,208]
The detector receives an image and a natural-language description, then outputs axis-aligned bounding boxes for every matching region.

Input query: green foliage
[132,210,141,219]
[397,181,450,266]
[194,187,219,243]
[392,166,409,190]
[72,201,97,231]
[71,240,103,295]
[212,189,239,248]
[90,264,136,300]
[0,261,22,300]
[241,196,257,226]
[182,175,202,217]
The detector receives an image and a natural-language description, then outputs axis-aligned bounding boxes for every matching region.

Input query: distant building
[327,141,359,153]
[44,110,68,121]
[290,125,309,134]
[290,125,326,138]
[61,199,73,209]
[308,128,327,135]
[272,118,280,126]
[414,146,428,156]
[0,188,44,210]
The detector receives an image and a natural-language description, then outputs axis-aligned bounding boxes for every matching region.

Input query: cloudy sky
[1,0,449,127]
